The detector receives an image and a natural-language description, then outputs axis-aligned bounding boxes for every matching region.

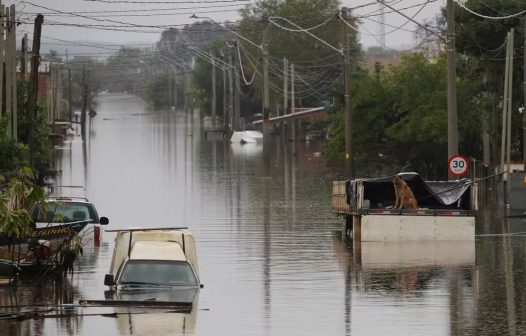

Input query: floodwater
[1,93,526,336]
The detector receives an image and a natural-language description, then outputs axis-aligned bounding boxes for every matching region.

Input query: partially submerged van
[104,227,201,293]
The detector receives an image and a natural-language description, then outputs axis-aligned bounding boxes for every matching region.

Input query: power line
[455,0,526,20]
[80,0,252,4]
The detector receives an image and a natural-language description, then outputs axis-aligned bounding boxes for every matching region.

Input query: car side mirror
[104,274,115,286]
[100,217,109,225]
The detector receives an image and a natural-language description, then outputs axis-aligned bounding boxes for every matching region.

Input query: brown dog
[393,175,418,209]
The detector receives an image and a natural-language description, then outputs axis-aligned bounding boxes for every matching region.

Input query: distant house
[16,59,53,102]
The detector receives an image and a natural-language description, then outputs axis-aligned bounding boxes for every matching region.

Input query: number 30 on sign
[448,155,469,177]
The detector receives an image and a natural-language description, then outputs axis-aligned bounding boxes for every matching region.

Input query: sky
[6,0,446,57]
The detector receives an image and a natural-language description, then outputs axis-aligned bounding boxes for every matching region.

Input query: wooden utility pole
[68,68,72,122]
[262,14,270,141]
[10,5,16,139]
[228,52,234,132]
[211,53,217,124]
[501,31,512,173]
[81,65,87,138]
[341,7,354,178]
[283,58,288,115]
[506,29,514,198]
[222,65,228,132]
[233,41,241,131]
[446,0,459,179]
[0,5,4,119]
[28,14,44,167]
[523,19,526,172]
[5,6,12,137]
[291,63,296,151]
[21,34,27,80]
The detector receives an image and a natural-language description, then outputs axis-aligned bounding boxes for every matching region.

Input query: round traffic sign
[448,155,469,177]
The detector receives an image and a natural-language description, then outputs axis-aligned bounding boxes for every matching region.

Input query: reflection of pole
[447,0,459,179]
[222,66,228,132]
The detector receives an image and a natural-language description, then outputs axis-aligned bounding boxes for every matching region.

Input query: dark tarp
[346,172,472,210]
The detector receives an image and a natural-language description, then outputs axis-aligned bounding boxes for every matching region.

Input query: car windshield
[119,260,198,286]
[32,201,95,223]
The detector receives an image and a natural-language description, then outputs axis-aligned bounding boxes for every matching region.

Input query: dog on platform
[393,175,418,209]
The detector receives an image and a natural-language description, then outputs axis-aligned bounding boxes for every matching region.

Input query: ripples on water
[0,94,525,336]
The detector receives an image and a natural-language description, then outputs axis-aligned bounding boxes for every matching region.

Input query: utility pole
[523,18,526,172]
[222,65,228,132]
[283,57,288,136]
[81,65,88,139]
[0,5,4,119]
[501,31,511,173]
[11,4,16,139]
[341,7,354,178]
[506,29,514,200]
[21,35,27,80]
[228,52,234,132]
[28,14,44,167]
[68,68,72,122]
[233,42,241,131]
[262,14,270,141]
[446,0,459,179]
[5,6,12,138]
[211,53,217,125]
[291,63,296,150]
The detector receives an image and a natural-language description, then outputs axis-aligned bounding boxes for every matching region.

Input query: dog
[393,175,418,209]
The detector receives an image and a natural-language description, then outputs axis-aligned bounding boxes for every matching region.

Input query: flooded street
[1,94,526,335]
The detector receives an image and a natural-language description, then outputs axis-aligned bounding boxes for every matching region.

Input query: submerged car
[104,227,202,303]
[30,197,109,228]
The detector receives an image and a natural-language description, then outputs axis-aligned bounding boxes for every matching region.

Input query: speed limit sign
[448,155,469,177]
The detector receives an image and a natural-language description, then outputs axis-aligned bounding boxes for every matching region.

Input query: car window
[119,260,198,286]
[32,201,96,223]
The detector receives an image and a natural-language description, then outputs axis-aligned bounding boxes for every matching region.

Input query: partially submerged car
[30,197,109,228]
[104,227,202,304]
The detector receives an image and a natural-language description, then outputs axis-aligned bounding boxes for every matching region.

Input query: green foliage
[325,52,485,179]
[0,168,45,240]
[453,0,525,162]
[143,74,171,110]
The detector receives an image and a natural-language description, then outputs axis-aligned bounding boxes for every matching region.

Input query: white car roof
[129,241,187,261]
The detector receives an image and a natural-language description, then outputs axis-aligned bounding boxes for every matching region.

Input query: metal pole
[447,0,459,179]
[222,66,228,132]
[81,65,87,139]
[342,7,354,178]
[262,14,270,141]
[21,35,27,80]
[291,62,295,146]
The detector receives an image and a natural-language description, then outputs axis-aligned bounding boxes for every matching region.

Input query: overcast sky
[8,0,446,56]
